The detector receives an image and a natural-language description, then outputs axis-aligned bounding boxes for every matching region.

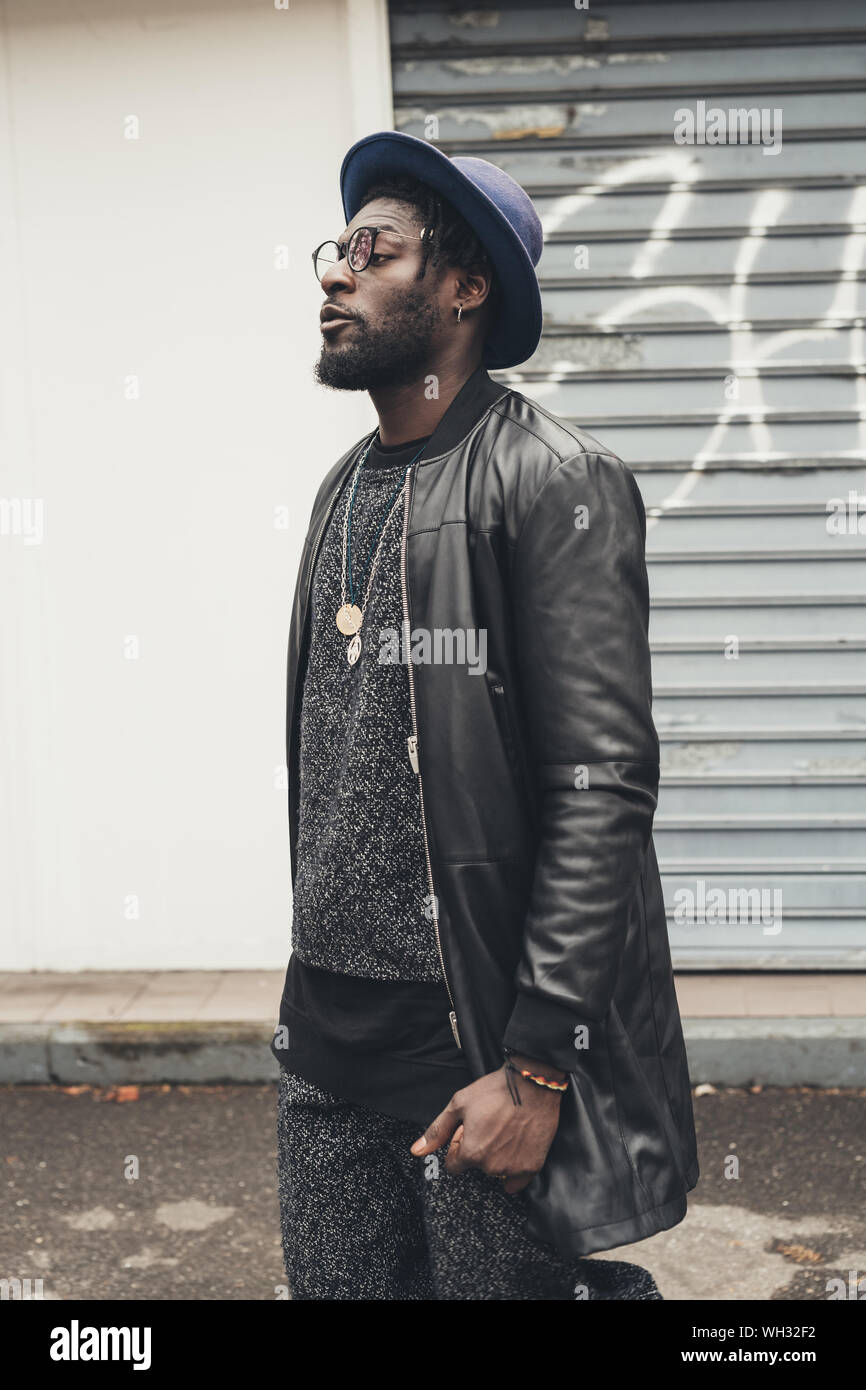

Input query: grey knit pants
[276,1068,663,1301]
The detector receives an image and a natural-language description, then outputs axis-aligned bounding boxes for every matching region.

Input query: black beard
[314,283,444,392]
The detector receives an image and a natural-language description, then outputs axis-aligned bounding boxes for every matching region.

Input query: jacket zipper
[400,464,462,1051]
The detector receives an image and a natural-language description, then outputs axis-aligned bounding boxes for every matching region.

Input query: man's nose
[320,257,355,296]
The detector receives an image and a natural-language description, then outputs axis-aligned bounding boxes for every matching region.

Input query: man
[271,129,699,1301]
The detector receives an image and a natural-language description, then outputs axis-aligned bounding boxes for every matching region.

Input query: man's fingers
[502,1171,534,1195]
[410,1098,461,1156]
[444,1123,472,1174]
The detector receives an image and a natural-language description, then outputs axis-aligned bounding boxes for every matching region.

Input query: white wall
[0,0,393,968]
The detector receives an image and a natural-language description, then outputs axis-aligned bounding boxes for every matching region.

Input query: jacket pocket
[485,669,536,825]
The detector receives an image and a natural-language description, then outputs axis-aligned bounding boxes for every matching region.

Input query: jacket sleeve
[501,449,660,1074]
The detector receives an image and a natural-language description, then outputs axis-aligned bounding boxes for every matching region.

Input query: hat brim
[339,131,542,370]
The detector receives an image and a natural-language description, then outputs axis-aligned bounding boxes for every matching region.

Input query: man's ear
[463,265,493,312]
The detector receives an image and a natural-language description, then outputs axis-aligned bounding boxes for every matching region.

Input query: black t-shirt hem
[269,955,473,1127]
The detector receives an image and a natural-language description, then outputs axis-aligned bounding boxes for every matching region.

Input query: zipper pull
[407,733,419,774]
[449,1010,461,1049]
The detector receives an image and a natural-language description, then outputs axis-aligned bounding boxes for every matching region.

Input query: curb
[683,1018,866,1087]
[0,1022,278,1085]
[0,1017,864,1087]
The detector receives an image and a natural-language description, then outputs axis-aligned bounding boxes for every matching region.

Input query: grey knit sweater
[289,446,443,984]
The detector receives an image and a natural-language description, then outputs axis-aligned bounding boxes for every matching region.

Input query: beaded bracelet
[502,1049,568,1093]
[505,1061,568,1092]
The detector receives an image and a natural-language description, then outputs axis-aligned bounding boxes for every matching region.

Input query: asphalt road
[1,1083,864,1301]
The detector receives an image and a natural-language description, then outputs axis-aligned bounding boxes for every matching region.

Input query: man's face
[314,198,449,391]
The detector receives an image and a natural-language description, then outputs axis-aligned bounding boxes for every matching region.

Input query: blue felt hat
[339,130,544,370]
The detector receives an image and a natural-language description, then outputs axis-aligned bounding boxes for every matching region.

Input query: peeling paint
[444,56,603,77]
[493,124,564,141]
[793,757,866,776]
[554,152,633,173]
[531,333,644,371]
[654,713,709,730]
[448,10,502,31]
[436,52,672,78]
[608,52,671,67]
[662,742,743,773]
[396,103,606,139]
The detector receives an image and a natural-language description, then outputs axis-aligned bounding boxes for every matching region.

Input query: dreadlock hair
[357,172,501,330]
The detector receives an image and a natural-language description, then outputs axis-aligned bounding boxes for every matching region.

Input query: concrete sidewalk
[0,970,863,1085]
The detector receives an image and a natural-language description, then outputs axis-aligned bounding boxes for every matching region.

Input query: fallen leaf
[100,1085,140,1103]
[775,1242,823,1264]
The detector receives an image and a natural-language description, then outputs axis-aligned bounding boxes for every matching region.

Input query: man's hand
[409,1054,566,1194]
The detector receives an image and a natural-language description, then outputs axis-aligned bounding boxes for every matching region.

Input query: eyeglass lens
[314,228,369,281]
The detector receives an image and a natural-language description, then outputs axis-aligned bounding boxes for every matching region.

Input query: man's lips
[320,305,356,333]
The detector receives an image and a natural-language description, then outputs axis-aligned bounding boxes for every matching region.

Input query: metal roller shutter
[388,0,866,967]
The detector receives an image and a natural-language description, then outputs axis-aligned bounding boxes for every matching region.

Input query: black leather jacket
[285,363,699,1257]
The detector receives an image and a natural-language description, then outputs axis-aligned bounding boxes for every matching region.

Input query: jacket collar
[384,362,511,467]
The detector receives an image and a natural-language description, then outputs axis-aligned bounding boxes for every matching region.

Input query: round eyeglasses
[312,225,433,282]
